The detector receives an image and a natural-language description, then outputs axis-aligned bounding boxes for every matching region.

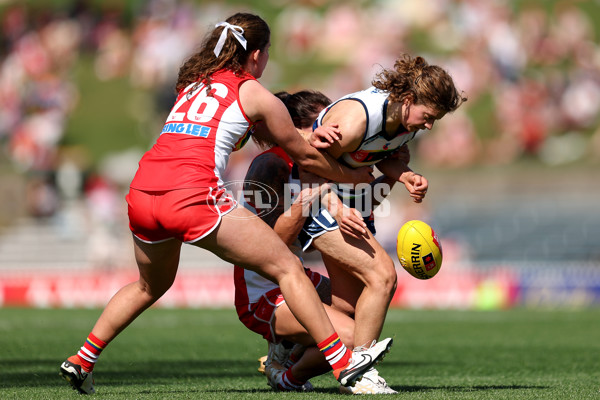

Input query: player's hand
[308,123,340,149]
[352,165,375,184]
[322,192,367,238]
[401,171,428,203]
[327,203,367,238]
[337,207,368,238]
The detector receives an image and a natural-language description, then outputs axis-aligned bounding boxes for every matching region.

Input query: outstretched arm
[240,80,373,184]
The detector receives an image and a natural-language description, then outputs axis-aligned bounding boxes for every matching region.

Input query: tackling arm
[244,83,373,185]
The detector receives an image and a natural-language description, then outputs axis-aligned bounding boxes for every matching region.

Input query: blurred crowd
[0,0,599,264]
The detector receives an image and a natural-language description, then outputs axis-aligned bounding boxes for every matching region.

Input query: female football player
[235,90,396,394]
[305,53,466,351]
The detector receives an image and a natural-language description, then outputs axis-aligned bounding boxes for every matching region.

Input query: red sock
[279,368,304,390]
[288,351,301,367]
[76,333,107,372]
[318,333,351,372]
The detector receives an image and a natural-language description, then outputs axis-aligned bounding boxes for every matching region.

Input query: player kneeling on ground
[234,90,395,394]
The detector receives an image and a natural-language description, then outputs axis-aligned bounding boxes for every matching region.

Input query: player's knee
[137,278,173,301]
[365,255,397,297]
[383,257,398,298]
[332,298,356,319]
[269,255,304,283]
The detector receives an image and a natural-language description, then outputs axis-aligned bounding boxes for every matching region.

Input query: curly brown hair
[175,13,270,94]
[372,54,467,113]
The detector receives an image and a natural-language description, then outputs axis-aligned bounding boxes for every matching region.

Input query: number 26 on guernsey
[166,83,228,123]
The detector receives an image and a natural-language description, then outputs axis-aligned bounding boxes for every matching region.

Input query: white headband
[213,22,247,58]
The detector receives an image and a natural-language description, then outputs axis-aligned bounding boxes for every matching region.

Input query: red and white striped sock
[318,333,351,374]
[274,368,303,391]
[76,332,107,372]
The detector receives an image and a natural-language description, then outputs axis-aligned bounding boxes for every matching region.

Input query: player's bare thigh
[273,302,355,348]
[197,206,302,280]
[132,235,182,295]
[311,227,394,283]
[320,253,363,316]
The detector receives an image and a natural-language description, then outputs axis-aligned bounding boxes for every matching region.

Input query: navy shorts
[298,207,376,251]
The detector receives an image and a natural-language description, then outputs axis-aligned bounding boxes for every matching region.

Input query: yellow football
[397,220,443,280]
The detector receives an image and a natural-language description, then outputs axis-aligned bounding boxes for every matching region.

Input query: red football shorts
[235,269,324,343]
[127,187,236,243]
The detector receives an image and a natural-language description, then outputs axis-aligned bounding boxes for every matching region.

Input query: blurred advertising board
[1,262,599,309]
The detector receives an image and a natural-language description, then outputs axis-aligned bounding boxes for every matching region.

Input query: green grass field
[0,307,598,399]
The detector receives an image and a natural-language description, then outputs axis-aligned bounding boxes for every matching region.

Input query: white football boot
[59,356,95,394]
[334,337,393,387]
[339,367,397,394]
[264,360,314,392]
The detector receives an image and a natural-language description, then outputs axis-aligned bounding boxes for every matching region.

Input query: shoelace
[353,339,377,352]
